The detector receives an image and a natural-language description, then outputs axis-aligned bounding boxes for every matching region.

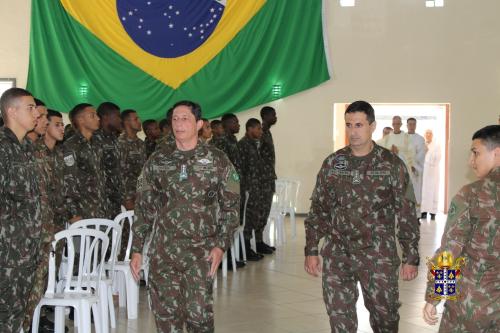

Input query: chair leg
[222,252,228,278]
[92,302,103,333]
[230,243,237,273]
[78,301,91,333]
[233,233,240,261]
[290,209,296,238]
[54,306,65,333]
[125,271,139,319]
[31,304,42,333]
[117,272,126,308]
[98,282,109,333]
[108,283,116,328]
[239,231,247,262]
[251,230,257,252]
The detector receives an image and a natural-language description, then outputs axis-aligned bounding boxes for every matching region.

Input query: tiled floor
[91,216,448,332]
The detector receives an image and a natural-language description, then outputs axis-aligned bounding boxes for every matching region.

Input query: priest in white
[407,118,426,212]
[380,115,416,177]
[421,129,441,219]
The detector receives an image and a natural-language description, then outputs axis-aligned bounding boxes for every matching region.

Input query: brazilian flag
[27,0,330,119]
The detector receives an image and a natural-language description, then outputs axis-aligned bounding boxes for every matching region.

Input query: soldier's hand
[422,302,439,325]
[400,263,418,280]
[130,253,142,282]
[124,199,135,211]
[391,145,399,154]
[304,256,322,277]
[207,247,224,278]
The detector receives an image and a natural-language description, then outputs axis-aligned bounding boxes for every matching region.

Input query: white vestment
[409,133,426,208]
[421,141,441,214]
[380,131,416,173]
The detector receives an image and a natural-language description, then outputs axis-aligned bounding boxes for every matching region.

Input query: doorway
[333,103,450,213]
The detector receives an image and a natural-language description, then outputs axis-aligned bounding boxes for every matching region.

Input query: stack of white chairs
[32,228,109,333]
[69,218,122,332]
[282,178,301,238]
[104,210,140,320]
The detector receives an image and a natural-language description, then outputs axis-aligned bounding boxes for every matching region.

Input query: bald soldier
[305,101,420,332]
[423,125,499,332]
[130,101,240,332]
[0,88,41,332]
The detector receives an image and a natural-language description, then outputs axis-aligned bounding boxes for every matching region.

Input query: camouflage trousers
[322,253,401,333]
[438,264,499,332]
[243,182,274,242]
[22,243,51,331]
[149,257,215,333]
[0,261,37,333]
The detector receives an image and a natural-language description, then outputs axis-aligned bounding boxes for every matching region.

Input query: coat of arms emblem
[427,250,465,301]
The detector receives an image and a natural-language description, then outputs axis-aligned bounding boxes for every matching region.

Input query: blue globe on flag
[117,0,226,58]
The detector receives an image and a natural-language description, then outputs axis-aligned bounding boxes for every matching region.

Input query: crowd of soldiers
[0,87,278,332]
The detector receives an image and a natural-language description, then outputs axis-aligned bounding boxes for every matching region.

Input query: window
[0,78,16,97]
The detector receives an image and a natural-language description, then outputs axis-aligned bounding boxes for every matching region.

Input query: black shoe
[256,242,274,255]
[261,242,276,252]
[245,248,264,261]
[227,260,246,270]
[430,213,436,220]
[421,212,428,219]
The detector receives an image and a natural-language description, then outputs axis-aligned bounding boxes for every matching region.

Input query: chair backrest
[69,218,122,278]
[113,210,135,262]
[273,180,289,214]
[284,179,301,212]
[241,191,250,228]
[46,228,109,296]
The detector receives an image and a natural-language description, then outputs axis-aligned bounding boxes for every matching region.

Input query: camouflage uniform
[305,143,420,333]
[94,128,124,219]
[61,131,107,220]
[144,137,157,159]
[132,141,240,333]
[155,133,176,151]
[118,135,147,205]
[425,167,499,332]
[260,127,276,230]
[0,127,42,333]
[22,138,65,331]
[238,135,266,241]
[211,133,241,175]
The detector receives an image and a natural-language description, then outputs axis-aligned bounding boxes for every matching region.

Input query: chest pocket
[8,161,36,201]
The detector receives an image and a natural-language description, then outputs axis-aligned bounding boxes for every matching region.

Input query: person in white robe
[421,129,441,219]
[379,116,416,175]
[407,118,426,213]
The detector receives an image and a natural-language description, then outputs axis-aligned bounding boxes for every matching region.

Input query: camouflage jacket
[131,141,240,261]
[61,131,107,219]
[144,137,157,159]
[0,127,42,267]
[305,143,420,266]
[425,167,500,304]
[94,128,124,216]
[118,135,147,202]
[32,138,66,241]
[237,135,265,193]
[211,133,241,175]
[260,127,277,182]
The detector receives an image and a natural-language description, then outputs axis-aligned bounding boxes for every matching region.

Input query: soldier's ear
[196,119,204,131]
[370,121,377,134]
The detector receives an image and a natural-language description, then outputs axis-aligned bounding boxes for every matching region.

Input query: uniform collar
[1,126,24,145]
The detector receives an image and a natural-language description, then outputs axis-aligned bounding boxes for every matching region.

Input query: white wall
[1,0,499,212]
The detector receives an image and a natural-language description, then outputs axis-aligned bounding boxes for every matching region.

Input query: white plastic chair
[282,179,301,238]
[103,210,139,319]
[32,228,109,333]
[264,180,288,247]
[233,191,250,262]
[69,219,122,332]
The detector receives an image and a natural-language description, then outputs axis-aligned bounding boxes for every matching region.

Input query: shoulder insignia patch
[63,154,75,167]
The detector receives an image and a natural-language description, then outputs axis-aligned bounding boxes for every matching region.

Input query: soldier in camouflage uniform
[62,103,107,222]
[210,119,223,139]
[304,101,420,333]
[0,88,41,333]
[130,101,240,333]
[423,125,500,332]
[119,109,147,210]
[260,106,278,252]
[212,113,241,174]
[95,102,124,219]
[143,119,161,158]
[238,119,270,259]
[23,109,67,332]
